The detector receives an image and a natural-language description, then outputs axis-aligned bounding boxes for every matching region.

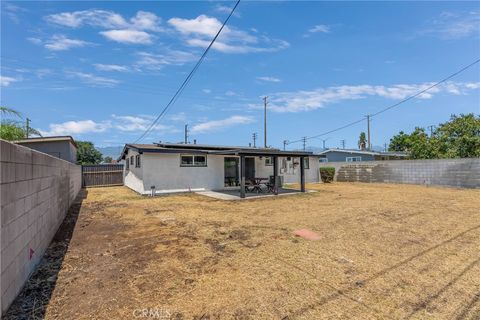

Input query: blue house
[318,149,407,163]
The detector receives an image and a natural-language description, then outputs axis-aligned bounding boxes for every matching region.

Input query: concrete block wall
[0,140,82,315]
[320,158,480,188]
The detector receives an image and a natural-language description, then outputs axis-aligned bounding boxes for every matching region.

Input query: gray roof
[318,148,407,157]
[14,136,77,148]
[119,143,317,160]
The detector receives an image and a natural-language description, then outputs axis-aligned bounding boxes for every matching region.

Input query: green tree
[407,127,438,159]
[0,106,42,140]
[434,114,480,158]
[77,141,103,165]
[358,132,367,150]
[388,131,411,152]
[103,156,113,163]
[388,114,480,159]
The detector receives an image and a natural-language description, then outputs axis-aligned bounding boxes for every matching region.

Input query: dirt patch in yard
[4,183,480,319]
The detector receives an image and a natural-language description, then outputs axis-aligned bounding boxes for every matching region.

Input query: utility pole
[263,96,268,148]
[184,124,189,144]
[384,143,387,152]
[366,115,371,150]
[321,138,329,150]
[283,140,288,151]
[25,118,31,138]
[302,137,307,151]
[341,139,346,149]
[252,132,258,148]
[427,125,435,137]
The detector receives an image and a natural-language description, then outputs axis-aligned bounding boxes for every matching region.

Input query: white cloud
[130,11,162,31]
[190,115,254,134]
[40,120,111,136]
[100,29,152,44]
[225,90,237,96]
[167,112,187,122]
[0,76,19,86]
[168,15,288,53]
[202,89,212,94]
[3,3,26,24]
[214,4,240,17]
[45,10,163,46]
[46,9,126,28]
[308,24,330,33]
[262,81,480,113]
[257,76,281,83]
[67,71,120,87]
[45,9,162,31]
[465,82,480,90]
[112,114,171,132]
[40,114,177,137]
[44,35,91,51]
[94,64,129,72]
[27,37,42,45]
[420,11,480,39]
[134,50,197,70]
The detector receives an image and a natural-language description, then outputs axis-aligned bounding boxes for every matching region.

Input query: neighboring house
[318,148,407,162]
[14,136,78,163]
[118,142,321,197]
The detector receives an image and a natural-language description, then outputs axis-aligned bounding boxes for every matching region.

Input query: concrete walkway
[196,188,315,200]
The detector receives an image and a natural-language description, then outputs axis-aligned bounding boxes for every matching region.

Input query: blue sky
[1,1,479,150]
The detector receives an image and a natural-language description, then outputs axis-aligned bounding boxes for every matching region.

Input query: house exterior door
[245,157,255,180]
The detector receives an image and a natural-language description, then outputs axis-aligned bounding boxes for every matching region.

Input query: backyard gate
[82,164,124,187]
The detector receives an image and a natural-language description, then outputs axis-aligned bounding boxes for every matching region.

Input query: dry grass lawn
[5,183,480,319]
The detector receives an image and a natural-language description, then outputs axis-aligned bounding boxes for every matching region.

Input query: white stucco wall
[122,152,320,194]
[123,149,144,194]
[141,153,225,193]
[277,156,320,184]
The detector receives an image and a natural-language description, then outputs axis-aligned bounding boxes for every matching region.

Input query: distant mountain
[97,146,124,159]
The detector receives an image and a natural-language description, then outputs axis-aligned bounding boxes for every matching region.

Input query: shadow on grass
[3,189,88,320]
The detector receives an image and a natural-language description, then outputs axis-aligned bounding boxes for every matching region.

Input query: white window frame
[303,157,310,169]
[346,156,362,162]
[135,155,141,168]
[265,157,273,166]
[180,154,207,167]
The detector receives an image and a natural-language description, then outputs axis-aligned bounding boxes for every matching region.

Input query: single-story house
[118,142,321,198]
[318,148,407,162]
[14,136,78,163]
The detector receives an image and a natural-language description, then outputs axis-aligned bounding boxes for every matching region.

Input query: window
[265,157,273,166]
[135,155,141,168]
[126,159,130,170]
[130,156,134,165]
[320,158,329,163]
[180,155,207,167]
[303,157,310,169]
[346,156,362,162]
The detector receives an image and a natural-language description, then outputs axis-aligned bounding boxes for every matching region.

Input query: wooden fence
[82,164,124,187]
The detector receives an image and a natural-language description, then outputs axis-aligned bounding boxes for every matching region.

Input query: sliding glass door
[224,157,239,187]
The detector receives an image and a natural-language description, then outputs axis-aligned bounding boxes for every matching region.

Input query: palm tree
[0,106,22,118]
[358,132,367,150]
[0,106,42,140]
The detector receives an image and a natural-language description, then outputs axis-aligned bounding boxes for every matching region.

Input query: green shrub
[320,167,335,183]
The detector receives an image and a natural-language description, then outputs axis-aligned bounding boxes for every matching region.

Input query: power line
[286,58,480,146]
[134,0,241,143]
